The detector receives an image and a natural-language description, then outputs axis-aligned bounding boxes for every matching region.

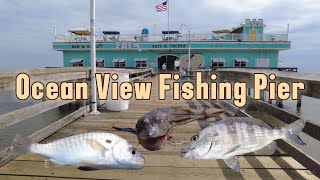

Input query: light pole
[90,0,99,114]
[180,24,191,78]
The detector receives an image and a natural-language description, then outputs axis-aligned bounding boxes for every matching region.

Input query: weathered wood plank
[0,99,74,128]
[0,72,88,92]
[0,75,318,179]
[248,98,320,141]
[0,67,90,78]
[14,154,305,169]
[1,161,317,180]
[0,105,89,167]
[216,68,320,99]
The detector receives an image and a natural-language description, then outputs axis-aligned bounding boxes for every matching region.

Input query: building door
[157,55,178,72]
[250,29,257,41]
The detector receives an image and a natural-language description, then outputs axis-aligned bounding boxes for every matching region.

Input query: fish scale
[181,117,306,172]
[9,132,145,170]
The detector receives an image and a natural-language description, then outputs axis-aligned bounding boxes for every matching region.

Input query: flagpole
[167,0,169,42]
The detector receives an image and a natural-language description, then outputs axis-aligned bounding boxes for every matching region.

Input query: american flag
[155,1,168,12]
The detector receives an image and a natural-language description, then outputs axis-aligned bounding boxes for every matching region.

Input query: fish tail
[9,134,34,155]
[282,119,306,146]
[112,126,136,134]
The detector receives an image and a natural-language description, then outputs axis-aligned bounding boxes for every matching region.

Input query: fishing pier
[0,68,319,179]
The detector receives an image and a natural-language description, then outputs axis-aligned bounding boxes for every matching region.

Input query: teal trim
[57,40,289,73]
[53,41,290,51]
[63,49,280,73]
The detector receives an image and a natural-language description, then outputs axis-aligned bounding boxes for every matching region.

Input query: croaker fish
[113,107,225,151]
[181,117,306,172]
[9,132,145,171]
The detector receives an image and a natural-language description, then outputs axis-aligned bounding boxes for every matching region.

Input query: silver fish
[9,132,145,171]
[181,117,306,172]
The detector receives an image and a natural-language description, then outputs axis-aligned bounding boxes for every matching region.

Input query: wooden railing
[213,69,320,176]
[0,67,152,166]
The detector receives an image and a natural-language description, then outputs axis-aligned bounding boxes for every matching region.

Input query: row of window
[70,58,269,68]
[212,60,247,68]
[70,58,148,68]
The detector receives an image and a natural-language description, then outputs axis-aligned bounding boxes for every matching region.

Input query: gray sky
[0,0,319,72]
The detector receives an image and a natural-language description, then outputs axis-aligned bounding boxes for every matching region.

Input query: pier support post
[260,91,265,101]
[297,93,302,108]
[276,98,283,108]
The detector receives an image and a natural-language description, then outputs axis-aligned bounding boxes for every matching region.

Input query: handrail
[0,67,152,129]
[54,33,289,43]
[0,99,74,128]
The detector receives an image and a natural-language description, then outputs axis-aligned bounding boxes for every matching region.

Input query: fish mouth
[180,151,197,159]
[181,141,213,159]
[133,160,145,169]
[139,134,167,151]
[140,131,168,139]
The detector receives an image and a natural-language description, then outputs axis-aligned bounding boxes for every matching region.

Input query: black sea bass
[9,132,145,171]
[181,117,306,172]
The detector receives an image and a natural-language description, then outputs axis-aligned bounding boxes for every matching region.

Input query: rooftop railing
[54,33,289,43]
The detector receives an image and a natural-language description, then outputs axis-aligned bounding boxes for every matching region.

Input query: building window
[255,58,269,67]
[113,58,126,68]
[234,58,248,67]
[96,58,104,67]
[135,59,148,68]
[211,58,225,68]
[69,58,84,67]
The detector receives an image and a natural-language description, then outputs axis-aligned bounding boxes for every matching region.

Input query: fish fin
[283,119,306,146]
[8,134,34,155]
[112,126,136,134]
[224,157,240,172]
[254,141,277,155]
[221,117,273,129]
[77,166,100,171]
[171,116,202,126]
[171,108,224,126]
[85,139,109,157]
[201,108,225,118]
[169,106,192,112]
[44,159,63,168]
[81,159,103,166]
[223,145,240,156]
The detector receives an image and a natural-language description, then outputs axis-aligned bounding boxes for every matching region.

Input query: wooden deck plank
[0,76,318,179]
[13,155,305,170]
[1,160,314,180]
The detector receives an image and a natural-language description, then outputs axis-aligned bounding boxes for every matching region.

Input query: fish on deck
[9,132,145,171]
[113,106,225,151]
[181,117,306,172]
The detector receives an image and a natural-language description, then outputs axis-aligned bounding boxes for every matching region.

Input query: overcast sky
[0,0,319,72]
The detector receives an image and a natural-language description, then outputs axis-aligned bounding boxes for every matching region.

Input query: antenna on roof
[53,25,56,41]
[287,24,290,40]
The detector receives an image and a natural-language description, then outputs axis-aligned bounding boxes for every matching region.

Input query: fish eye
[129,147,137,155]
[191,135,198,141]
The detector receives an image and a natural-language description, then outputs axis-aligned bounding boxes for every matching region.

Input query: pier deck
[0,76,319,180]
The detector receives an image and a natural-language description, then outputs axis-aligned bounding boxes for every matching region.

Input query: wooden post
[260,91,265,101]
[276,97,283,108]
[41,86,47,102]
[297,93,302,108]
